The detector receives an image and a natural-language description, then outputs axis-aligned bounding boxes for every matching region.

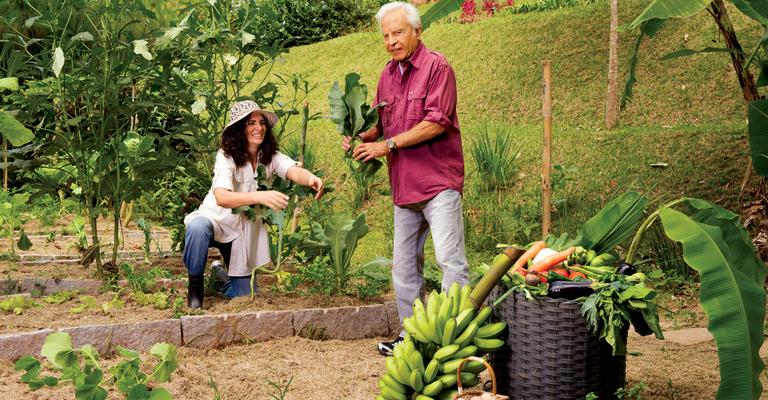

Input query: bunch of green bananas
[567,246,617,267]
[376,283,507,400]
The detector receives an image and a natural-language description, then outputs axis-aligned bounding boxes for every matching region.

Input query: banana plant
[623,197,766,400]
[622,0,768,177]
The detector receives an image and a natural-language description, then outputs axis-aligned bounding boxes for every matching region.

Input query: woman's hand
[254,190,289,211]
[308,175,324,199]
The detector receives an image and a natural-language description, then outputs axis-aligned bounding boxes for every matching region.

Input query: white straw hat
[225,100,278,131]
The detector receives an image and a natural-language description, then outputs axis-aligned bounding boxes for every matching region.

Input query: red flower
[460,0,476,23]
[482,0,499,15]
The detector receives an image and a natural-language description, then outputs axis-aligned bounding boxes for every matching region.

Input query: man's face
[380,9,421,62]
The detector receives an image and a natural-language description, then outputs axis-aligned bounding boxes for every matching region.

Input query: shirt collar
[388,41,426,73]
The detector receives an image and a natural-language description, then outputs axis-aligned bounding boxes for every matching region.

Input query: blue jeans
[392,189,469,334]
[183,217,255,298]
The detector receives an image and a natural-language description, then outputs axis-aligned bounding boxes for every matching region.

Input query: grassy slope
[258,0,757,265]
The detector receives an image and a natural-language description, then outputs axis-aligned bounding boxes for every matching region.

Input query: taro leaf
[345,86,366,135]
[343,73,361,97]
[580,191,648,254]
[362,101,387,132]
[328,80,348,134]
[41,332,77,370]
[127,384,172,400]
[757,60,768,88]
[17,229,32,251]
[747,99,768,177]
[626,0,711,31]
[0,111,34,146]
[659,207,765,400]
[422,0,462,30]
[148,343,178,383]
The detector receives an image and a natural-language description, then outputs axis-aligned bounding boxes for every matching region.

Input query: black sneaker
[377,336,404,356]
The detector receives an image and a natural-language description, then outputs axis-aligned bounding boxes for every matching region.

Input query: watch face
[387,138,396,150]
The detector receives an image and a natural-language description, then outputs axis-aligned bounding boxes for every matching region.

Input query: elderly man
[343,1,469,356]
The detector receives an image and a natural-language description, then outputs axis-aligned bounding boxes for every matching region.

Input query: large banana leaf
[626,0,711,31]
[421,0,462,30]
[729,0,768,26]
[579,191,649,254]
[748,100,768,177]
[659,207,765,400]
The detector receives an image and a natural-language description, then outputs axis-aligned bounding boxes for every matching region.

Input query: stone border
[0,301,401,361]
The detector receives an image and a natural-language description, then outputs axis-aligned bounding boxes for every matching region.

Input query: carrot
[529,247,575,274]
[570,271,587,280]
[507,241,546,277]
[550,267,569,278]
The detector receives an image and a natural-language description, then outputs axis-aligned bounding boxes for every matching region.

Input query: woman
[183,100,323,308]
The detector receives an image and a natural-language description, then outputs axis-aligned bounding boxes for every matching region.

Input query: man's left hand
[352,141,389,162]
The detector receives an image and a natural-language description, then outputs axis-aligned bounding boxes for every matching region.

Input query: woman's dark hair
[220,112,278,167]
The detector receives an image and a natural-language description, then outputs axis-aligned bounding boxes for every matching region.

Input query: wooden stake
[290,101,310,233]
[542,60,553,238]
[605,0,620,129]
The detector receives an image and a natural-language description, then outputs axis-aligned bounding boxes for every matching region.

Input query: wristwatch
[385,138,397,152]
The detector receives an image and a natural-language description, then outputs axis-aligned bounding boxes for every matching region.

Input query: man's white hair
[376,2,422,31]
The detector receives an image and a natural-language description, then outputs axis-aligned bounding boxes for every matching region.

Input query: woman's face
[244,112,268,146]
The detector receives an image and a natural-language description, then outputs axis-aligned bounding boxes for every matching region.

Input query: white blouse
[184,149,297,276]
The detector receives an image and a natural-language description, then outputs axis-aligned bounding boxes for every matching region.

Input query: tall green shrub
[252,0,380,47]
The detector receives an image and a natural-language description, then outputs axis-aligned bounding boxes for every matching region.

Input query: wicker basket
[453,356,509,400]
[488,289,627,400]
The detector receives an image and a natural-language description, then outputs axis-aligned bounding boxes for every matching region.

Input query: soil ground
[1,224,765,399]
[0,333,766,399]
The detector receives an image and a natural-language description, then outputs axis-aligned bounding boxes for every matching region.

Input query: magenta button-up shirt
[374,42,465,206]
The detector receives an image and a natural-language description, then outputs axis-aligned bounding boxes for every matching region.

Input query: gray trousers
[392,189,469,333]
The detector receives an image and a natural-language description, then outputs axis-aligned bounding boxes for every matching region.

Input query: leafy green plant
[300,213,391,294]
[42,290,79,305]
[469,123,522,192]
[252,0,377,46]
[135,218,154,264]
[69,295,98,314]
[0,75,35,189]
[266,376,293,400]
[0,190,32,258]
[14,332,178,399]
[120,263,172,294]
[623,197,766,400]
[0,295,38,314]
[328,72,386,209]
[133,291,170,310]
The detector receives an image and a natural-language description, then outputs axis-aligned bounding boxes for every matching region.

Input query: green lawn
[248,0,758,268]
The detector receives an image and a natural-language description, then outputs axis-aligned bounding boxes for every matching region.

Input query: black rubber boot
[188,274,205,309]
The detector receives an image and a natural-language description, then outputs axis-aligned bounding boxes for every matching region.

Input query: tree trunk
[709,0,760,102]
[606,0,620,129]
[709,0,763,196]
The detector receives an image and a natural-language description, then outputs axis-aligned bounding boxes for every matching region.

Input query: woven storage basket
[488,289,626,400]
[452,356,509,400]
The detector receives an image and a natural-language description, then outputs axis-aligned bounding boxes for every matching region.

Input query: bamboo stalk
[469,246,525,309]
[605,0,620,129]
[542,60,553,238]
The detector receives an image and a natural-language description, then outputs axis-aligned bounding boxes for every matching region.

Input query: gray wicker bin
[488,289,626,400]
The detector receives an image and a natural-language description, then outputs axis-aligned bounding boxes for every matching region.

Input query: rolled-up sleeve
[211,151,235,191]
[270,152,298,180]
[422,63,457,131]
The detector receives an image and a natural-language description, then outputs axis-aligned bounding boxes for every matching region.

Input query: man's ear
[415,27,423,37]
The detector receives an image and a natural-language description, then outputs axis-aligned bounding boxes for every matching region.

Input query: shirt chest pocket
[407,91,426,120]
[379,95,394,127]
